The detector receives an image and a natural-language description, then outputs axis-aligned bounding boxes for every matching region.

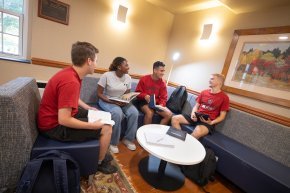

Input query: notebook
[108,92,140,103]
[148,94,164,112]
[88,110,115,126]
[144,131,174,147]
[166,126,187,141]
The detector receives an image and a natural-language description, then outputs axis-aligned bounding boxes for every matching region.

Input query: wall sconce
[200,24,213,40]
[117,5,128,23]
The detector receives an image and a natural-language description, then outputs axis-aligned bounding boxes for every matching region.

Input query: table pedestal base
[138,155,185,191]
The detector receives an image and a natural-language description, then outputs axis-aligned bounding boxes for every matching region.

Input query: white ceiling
[146,0,290,14]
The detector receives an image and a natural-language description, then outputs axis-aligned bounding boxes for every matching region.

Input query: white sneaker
[215,156,219,162]
[110,145,119,154]
[122,139,136,151]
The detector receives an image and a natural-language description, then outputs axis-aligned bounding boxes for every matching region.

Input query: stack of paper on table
[144,131,174,147]
[88,110,115,126]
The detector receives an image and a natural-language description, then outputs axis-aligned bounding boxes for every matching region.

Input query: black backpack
[181,148,216,187]
[16,150,80,193]
[166,86,188,114]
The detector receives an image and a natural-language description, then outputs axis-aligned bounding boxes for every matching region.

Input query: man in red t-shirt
[135,61,172,125]
[171,74,229,139]
[37,41,117,174]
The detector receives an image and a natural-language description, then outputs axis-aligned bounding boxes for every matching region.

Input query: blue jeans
[98,99,139,145]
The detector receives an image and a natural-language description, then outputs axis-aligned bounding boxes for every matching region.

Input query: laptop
[149,94,164,112]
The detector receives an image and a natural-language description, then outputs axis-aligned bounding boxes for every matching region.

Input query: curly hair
[109,57,127,71]
[71,41,99,67]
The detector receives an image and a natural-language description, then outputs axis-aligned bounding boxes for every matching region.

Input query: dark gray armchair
[0,77,40,192]
[0,77,100,192]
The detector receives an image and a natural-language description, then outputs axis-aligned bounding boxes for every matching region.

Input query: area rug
[80,157,136,193]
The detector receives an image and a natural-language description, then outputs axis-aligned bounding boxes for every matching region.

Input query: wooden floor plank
[114,141,244,193]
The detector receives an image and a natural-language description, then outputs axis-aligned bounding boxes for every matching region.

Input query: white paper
[88,110,115,126]
[109,92,140,103]
[144,131,174,147]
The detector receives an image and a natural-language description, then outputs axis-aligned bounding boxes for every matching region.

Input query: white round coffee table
[136,124,206,191]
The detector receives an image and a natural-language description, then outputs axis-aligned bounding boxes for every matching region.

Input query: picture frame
[38,0,70,25]
[222,26,290,108]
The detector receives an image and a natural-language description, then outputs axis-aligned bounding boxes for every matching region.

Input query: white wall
[165,5,290,117]
[31,0,174,74]
[0,0,174,84]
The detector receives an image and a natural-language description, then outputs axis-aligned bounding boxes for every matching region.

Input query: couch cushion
[166,86,176,100]
[181,94,197,115]
[31,135,100,176]
[80,76,99,104]
[131,81,138,91]
[215,108,290,167]
[202,132,290,192]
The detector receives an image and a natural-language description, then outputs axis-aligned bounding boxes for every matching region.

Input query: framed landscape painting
[222,26,290,108]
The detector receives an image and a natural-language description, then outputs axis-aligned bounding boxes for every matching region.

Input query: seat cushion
[31,135,100,176]
[201,132,290,193]
[181,124,195,134]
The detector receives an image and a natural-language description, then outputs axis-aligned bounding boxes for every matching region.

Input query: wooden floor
[114,141,244,193]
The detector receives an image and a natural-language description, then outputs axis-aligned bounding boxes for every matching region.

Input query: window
[0,0,27,60]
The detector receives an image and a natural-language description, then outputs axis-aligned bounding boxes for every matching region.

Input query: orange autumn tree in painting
[233,42,290,92]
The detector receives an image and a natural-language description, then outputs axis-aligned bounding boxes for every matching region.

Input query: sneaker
[122,139,136,151]
[215,156,219,162]
[110,145,119,154]
[98,161,118,174]
[103,152,113,163]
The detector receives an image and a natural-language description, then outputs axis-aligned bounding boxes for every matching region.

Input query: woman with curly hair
[97,57,138,154]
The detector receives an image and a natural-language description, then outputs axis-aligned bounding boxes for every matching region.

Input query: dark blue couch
[199,110,290,193]
[81,76,290,193]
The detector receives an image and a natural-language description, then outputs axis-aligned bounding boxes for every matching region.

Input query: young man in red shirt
[135,61,172,125]
[37,41,117,174]
[171,73,230,139]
